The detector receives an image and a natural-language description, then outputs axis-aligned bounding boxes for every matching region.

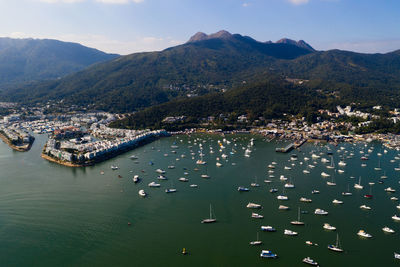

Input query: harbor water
[0,134,399,266]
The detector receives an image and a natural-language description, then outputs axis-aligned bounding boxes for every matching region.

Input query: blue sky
[0,0,399,55]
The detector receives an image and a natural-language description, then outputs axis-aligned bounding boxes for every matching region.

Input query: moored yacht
[260,250,278,258]
[261,225,276,232]
[328,234,343,252]
[246,202,262,209]
[382,226,395,234]
[392,215,400,221]
[251,212,264,219]
[357,230,372,238]
[302,257,319,266]
[323,223,336,231]
[300,197,312,203]
[138,189,147,197]
[332,199,343,204]
[133,175,140,183]
[238,186,249,192]
[321,172,330,177]
[360,204,371,210]
[148,182,161,187]
[277,195,288,200]
[385,187,396,193]
[314,208,328,215]
[284,229,298,236]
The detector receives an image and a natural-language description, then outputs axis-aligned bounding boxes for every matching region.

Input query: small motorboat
[332,199,343,204]
[392,215,400,221]
[277,195,289,200]
[261,226,276,232]
[314,209,328,215]
[300,197,312,203]
[305,241,318,246]
[323,223,336,231]
[302,257,319,266]
[382,226,395,234]
[357,230,372,238]
[260,250,277,258]
[360,205,371,210]
[138,189,147,197]
[238,186,249,192]
[148,182,161,187]
[251,213,264,219]
[165,188,177,193]
[284,229,298,236]
[385,187,396,193]
[246,202,262,209]
[133,175,140,183]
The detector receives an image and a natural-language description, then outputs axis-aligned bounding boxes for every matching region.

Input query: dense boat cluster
[123,135,400,264]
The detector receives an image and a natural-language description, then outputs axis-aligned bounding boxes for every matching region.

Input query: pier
[275,143,294,153]
[276,139,306,153]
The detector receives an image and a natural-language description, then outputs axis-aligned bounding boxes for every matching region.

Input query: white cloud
[242,2,250,7]
[288,0,309,5]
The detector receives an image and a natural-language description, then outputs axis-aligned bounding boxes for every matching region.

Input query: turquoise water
[0,134,399,266]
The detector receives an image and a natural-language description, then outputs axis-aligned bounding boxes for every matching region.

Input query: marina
[0,133,400,266]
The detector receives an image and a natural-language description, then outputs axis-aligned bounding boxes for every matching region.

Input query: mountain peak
[276,38,315,51]
[187,30,233,43]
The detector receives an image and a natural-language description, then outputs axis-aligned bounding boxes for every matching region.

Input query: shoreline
[41,134,162,168]
[0,132,33,152]
[41,153,90,167]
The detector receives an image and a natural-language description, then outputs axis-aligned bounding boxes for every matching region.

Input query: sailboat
[327,175,336,186]
[374,160,382,171]
[354,176,363,189]
[326,156,334,169]
[249,232,262,245]
[342,184,352,196]
[328,233,344,252]
[196,149,206,165]
[291,207,305,225]
[201,204,217,223]
[251,176,260,187]
[364,185,373,199]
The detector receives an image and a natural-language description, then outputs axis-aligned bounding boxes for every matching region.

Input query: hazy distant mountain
[1,31,315,111]
[0,37,118,87]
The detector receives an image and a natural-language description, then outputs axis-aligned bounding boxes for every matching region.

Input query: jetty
[276,139,306,153]
[276,143,294,153]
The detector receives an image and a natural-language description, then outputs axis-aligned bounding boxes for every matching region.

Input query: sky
[0,0,399,55]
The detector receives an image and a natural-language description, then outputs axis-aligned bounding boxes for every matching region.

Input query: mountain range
[1,30,400,119]
[0,37,118,88]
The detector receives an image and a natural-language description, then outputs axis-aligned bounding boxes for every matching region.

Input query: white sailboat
[249,232,262,245]
[354,176,363,189]
[201,204,216,223]
[328,233,343,252]
[290,207,305,225]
